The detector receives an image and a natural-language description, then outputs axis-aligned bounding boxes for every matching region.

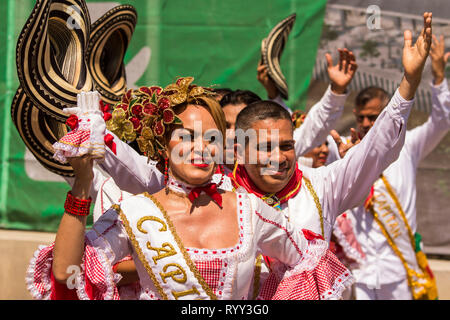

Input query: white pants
[355,280,413,300]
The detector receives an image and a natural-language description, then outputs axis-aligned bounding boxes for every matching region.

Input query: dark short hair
[235,100,292,132]
[212,87,233,96]
[355,86,390,110]
[219,89,261,108]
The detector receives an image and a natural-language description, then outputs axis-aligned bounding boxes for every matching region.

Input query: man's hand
[430,34,450,85]
[399,12,433,100]
[257,60,279,99]
[326,48,358,95]
[330,128,360,159]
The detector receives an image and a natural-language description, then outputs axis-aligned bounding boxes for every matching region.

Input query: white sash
[117,192,216,300]
[370,177,427,295]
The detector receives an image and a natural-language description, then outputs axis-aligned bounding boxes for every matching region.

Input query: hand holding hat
[53,91,106,164]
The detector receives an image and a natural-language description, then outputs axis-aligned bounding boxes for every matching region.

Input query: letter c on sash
[137,216,167,233]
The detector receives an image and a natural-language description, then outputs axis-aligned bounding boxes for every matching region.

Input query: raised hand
[330,128,360,159]
[430,34,450,85]
[326,48,358,94]
[257,59,279,99]
[53,91,106,164]
[399,12,433,100]
[68,154,94,182]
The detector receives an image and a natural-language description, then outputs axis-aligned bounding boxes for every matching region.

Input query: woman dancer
[27,78,352,300]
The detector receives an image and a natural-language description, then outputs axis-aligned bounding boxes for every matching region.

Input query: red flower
[139,87,152,96]
[131,104,143,118]
[104,133,116,155]
[158,97,171,110]
[65,114,79,130]
[103,112,112,121]
[143,103,158,115]
[116,103,129,113]
[100,101,110,113]
[122,89,132,103]
[130,117,141,131]
[149,86,162,95]
[163,109,175,124]
[153,119,165,136]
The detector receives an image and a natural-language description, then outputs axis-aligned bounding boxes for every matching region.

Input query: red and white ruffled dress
[26,189,353,300]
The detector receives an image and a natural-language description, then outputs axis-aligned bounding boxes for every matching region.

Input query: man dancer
[327,33,449,300]
[232,13,432,240]
[229,13,432,298]
[218,48,357,174]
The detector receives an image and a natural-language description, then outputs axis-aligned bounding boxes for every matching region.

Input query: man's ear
[234,142,245,165]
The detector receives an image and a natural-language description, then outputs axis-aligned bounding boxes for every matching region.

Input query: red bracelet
[64,191,92,216]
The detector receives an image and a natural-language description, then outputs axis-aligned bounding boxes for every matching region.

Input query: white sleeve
[325,134,341,164]
[86,207,132,265]
[313,89,414,221]
[294,85,347,157]
[404,79,450,167]
[98,130,164,195]
[249,194,308,268]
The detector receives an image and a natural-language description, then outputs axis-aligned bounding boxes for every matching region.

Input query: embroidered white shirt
[328,79,450,286]
[286,88,415,242]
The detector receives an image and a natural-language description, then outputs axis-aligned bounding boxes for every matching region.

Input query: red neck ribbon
[188,183,223,208]
[228,163,303,206]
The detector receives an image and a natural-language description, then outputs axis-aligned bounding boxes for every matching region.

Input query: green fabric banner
[0,0,326,232]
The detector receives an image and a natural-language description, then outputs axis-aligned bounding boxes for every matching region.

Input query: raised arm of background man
[404,34,450,167]
[293,13,433,231]
[257,49,358,157]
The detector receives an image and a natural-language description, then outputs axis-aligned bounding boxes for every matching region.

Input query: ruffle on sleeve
[52,130,91,164]
[26,240,121,300]
[271,231,354,300]
[332,214,366,266]
[257,229,354,300]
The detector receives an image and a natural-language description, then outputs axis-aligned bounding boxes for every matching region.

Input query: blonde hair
[169,95,226,145]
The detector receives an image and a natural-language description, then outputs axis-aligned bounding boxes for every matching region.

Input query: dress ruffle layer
[26,240,121,300]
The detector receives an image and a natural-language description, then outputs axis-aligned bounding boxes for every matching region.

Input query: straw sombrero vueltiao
[12,0,137,176]
[87,5,137,105]
[261,13,296,100]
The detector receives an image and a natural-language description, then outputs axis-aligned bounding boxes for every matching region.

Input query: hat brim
[11,87,74,177]
[16,0,93,122]
[261,13,296,100]
[87,5,137,104]
[12,1,138,177]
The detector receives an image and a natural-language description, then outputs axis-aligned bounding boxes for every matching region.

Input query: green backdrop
[0,0,326,232]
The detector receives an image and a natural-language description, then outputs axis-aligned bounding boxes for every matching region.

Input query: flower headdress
[291,110,306,129]
[106,76,215,162]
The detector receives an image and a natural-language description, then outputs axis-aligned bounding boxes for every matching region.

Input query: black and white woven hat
[261,13,296,100]
[87,5,137,105]
[12,0,137,176]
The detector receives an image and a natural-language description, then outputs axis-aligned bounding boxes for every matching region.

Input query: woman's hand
[68,155,95,199]
[53,91,106,163]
